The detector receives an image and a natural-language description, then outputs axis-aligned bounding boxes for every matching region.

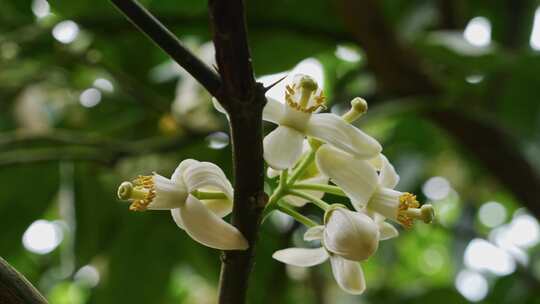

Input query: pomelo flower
[273,208,379,295]
[213,74,382,170]
[261,74,381,170]
[117,159,248,250]
[316,145,434,228]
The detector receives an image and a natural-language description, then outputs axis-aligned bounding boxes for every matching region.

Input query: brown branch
[0,257,48,304]
[337,0,540,219]
[109,0,221,97]
[208,0,267,303]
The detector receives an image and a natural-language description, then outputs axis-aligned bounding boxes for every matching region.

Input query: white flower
[273,222,370,295]
[323,207,379,261]
[117,159,248,250]
[261,74,381,170]
[316,145,434,228]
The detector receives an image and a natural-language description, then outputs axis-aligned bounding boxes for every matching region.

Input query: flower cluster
[116,74,434,295]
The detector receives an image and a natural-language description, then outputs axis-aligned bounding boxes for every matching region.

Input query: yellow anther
[117,175,156,212]
[396,193,435,228]
[285,76,325,113]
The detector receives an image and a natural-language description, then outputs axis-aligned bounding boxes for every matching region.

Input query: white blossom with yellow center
[117,159,248,250]
[261,74,382,170]
[273,208,380,295]
[316,145,434,228]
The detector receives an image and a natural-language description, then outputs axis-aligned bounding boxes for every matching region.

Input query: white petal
[176,195,248,250]
[378,221,399,240]
[147,174,187,210]
[304,225,325,241]
[263,97,284,124]
[306,113,381,159]
[315,145,378,210]
[272,247,329,267]
[285,175,329,207]
[171,159,198,183]
[368,154,383,170]
[379,155,399,189]
[263,126,304,170]
[201,199,232,218]
[329,255,366,295]
[179,160,233,201]
[324,208,379,261]
[171,207,185,229]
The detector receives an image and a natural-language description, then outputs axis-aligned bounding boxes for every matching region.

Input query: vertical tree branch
[109,1,267,302]
[208,1,267,303]
[0,258,48,304]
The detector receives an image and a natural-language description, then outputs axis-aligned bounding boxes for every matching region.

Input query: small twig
[0,257,48,304]
[109,0,221,97]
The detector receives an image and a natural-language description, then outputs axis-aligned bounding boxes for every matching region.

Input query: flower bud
[323,207,379,261]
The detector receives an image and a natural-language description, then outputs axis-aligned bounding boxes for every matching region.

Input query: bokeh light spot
[93,78,114,93]
[52,21,80,44]
[205,132,229,149]
[31,0,50,19]
[22,220,63,254]
[455,269,488,302]
[422,176,451,200]
[479,201,507,228]
[464,238,515,276]
[79,88,102,108]
[464,17,491,47]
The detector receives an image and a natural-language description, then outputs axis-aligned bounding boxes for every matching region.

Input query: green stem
[279,168,288,189]
[191,189,228,200]
[287,189,330,211]
[293,183,346,196]
[276,201,318,227]
[287,149,315,185]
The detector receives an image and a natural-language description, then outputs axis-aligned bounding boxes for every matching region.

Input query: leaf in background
[0,163,60,256]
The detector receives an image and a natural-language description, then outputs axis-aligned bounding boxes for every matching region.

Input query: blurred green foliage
[1,0,540,303]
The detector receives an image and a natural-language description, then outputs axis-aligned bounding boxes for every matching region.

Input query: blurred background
[2,0,540,303]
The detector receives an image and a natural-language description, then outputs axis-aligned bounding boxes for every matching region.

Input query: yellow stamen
[397,193,434,228]
[117,175,156,212]
[284,78,326,113]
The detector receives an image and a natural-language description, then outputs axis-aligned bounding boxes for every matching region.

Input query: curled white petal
[272,247,329,267]
[147,174,187,210]
[306,113,381,159]
[304,225,325,241]
[263,126,304,170]
[186,162,232,198]
[378,221,399,240]
[329,255,366,295]
[316,145,378,210]
[323,208,379,261]
[379,155,399,189]
[174,195,248,250]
